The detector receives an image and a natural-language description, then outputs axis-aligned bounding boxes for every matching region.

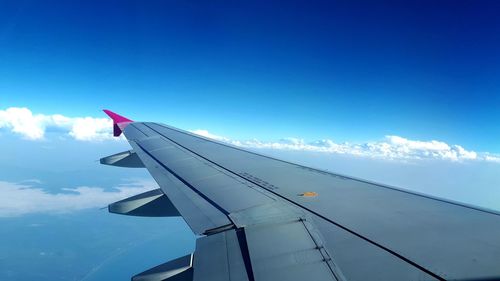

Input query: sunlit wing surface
[101,110,500,281]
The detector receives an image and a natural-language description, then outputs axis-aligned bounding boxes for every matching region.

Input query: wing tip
[103,109,133,137]
[103,109,133,123]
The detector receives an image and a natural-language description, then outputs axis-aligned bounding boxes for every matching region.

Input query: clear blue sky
[1,0,499,151]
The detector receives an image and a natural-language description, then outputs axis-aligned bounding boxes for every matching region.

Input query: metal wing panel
[192,218,344,281]
[244,219,341,281]
[129,139,231,234]
[193,229,249,281]
[148,143,274,212]
[141,122,500,280]
[124,123,276,235]
[310,215,437,281]
[113,118,500,280]
[133,128,275,214]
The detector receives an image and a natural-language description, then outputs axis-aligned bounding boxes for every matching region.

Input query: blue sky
[1,1,500,280]
[1,0,500,150]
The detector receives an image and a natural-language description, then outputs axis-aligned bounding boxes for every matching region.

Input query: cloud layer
[1,107,498,162]
[0,107,114,141]
[190,129,499,163]
[0,180,156,217]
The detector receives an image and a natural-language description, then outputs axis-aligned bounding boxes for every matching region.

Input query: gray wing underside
[112,121,500,281]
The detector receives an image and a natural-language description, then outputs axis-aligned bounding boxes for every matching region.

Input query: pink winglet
[103,109,133,137]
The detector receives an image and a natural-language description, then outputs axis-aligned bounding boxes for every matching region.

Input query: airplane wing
[101,110,500,281]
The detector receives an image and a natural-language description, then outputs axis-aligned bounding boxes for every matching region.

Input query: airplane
[100,110,500,281]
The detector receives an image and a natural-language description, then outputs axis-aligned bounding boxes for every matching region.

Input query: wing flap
[191,218,344,281]
[193,229,249,281]
[244,218,343,281]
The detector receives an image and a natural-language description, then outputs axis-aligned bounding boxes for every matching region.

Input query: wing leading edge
[101,110,500,281]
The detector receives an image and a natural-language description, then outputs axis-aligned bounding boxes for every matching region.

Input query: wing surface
[102,111,500,281]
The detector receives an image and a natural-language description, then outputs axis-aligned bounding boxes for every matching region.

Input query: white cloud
[0,107,47,140]
[189,129,231,142]
[0,107,115,141]
[484,155,500,163]
[363,136,478,161]
[68,117,114,141]
[0,107,496,163]
[0,179,156,217]
[191,129,497,163]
